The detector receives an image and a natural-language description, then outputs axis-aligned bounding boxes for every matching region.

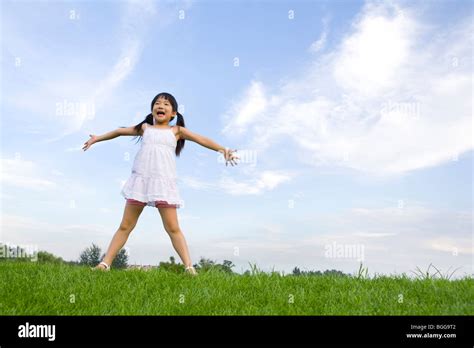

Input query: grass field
[1,261,472,315]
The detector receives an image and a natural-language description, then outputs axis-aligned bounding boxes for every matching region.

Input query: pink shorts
[126,198,179,208]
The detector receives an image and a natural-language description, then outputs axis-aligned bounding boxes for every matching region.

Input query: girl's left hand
[224,148,239,166]
[83,134,98,151]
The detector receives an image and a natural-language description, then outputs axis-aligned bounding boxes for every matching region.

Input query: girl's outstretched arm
[177,126,239,166]
[83,125,142,151]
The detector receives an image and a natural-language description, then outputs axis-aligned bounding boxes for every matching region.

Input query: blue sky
[1,0,472,277]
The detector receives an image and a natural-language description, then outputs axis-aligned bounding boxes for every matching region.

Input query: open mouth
[156,111,165,117]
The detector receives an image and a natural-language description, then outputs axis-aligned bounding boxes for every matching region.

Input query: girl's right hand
[83,134,98,151]
[223,148,239,166]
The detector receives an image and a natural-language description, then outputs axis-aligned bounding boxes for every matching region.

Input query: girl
[82,92,239,275]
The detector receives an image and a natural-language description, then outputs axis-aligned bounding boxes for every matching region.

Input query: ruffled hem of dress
[121,174,183,208]
[120,190,184,208]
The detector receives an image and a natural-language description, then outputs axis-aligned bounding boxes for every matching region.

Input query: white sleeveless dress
[120,124,184,208]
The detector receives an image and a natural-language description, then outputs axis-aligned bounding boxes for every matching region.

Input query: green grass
[1,261,472,315]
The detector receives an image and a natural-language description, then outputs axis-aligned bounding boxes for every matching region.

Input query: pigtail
[175,112,186,157]
[132,113,154,144]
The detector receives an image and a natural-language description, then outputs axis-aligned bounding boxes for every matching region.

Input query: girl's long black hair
[132,92,185,157]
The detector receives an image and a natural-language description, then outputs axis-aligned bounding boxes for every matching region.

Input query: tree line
[0,242,349,276]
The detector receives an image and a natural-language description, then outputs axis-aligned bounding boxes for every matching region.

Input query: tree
[103,248,128,269]
[323,269,347,277]
[158,256,184,273]
[79,244,129,269]
[291,266,348,277]
[221,260,235,274]
[37,251,64,264]
[194,257,216,272]
[292,267,301,276]
[193,257,235,274]
[79,243,102,267]
[66,260,80,266]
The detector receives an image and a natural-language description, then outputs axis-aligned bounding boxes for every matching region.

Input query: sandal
[185,266,198,276]
[91,261,110,271]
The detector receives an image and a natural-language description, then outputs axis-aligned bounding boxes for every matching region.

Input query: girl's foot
[92,261,110,271]
[185,266,198,276]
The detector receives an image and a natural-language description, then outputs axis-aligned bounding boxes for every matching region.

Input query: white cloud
[1,214,53,231]
[222,1,473,177]
[179,176,215,190]
[309,15,330,53]
[426,237,473,255]
[65,146,84,152]
[353,232,398,238]
[222,80,268,136]
[63,224,110,235]
[0,158,57,191]
[333,4,415,98]
[324,204,472,242]
[309,31,327,53]
[0,157,98,200]
[218,170,293,195]
[1,214,109,238]
[180,169,294,195]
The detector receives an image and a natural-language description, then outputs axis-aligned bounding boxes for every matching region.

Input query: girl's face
[152,96,177,125]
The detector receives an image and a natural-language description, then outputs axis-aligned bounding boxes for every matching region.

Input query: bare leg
[157,206,193,268]
[97,202,145,268]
